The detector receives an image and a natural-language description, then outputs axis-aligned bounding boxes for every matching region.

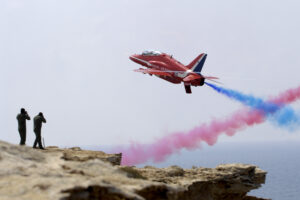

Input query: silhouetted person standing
[16,108,31,145]
[33,112,46,149]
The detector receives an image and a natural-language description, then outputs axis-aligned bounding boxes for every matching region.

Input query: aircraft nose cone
[129,55,138,62]
[129,54,147,66]
[129,55,135,61]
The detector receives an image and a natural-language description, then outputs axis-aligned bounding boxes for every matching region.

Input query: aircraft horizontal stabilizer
[203,76,219,80]
[183,74,201,82]
[203,76,222,84]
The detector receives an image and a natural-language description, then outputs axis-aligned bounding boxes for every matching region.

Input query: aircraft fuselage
[130,51,204,86]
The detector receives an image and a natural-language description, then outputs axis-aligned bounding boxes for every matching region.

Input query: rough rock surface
[0,141,269,200]
[44,146,122,165]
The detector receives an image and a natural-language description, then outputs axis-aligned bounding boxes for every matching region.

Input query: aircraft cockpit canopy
[142,50,162,56]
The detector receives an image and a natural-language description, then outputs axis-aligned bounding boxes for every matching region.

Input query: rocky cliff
[0,141,268,200]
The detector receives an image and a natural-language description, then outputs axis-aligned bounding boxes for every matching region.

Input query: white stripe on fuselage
[130,56,152,66]
[131,56,190,78]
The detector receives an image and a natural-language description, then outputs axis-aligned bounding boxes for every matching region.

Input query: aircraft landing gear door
[184,84,192,94]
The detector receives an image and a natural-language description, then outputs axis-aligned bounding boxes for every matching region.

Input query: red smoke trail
[272,86,300,104]
[119,85,300,166]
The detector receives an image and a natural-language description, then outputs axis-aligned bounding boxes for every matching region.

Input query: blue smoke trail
[205,82,300,129]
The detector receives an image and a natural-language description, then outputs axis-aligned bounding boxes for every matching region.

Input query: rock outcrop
[45,146,122,165]
[0,141,268,200]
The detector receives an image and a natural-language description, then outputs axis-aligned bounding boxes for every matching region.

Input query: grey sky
[1,0,300,147]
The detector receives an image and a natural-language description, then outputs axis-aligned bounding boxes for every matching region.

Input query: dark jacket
[16,113,31,130]
[33,115,46,132]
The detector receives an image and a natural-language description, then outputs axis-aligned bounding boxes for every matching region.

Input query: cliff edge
[0,141,268,200]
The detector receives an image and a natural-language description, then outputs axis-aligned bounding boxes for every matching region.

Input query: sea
[91,141,300,200]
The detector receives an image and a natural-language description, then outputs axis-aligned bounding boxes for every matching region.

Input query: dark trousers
[33,130,43,149]
[18,129,26,145]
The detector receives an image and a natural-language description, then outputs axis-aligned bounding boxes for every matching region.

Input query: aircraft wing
[134,68,172,76]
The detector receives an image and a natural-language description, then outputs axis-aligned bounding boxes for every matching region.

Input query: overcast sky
[1,0,300,148]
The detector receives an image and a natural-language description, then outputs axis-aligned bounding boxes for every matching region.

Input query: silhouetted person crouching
[33,112,46,149]
[16,108,31,145]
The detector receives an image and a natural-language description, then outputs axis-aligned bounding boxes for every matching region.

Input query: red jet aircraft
[130,50,219,93]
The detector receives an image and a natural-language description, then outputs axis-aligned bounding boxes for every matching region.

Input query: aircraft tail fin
[186,53,207,73]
